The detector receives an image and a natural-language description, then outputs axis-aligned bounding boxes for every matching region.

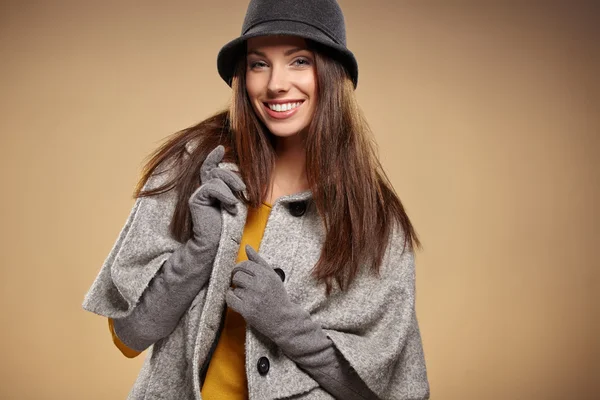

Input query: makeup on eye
[247,56,314,70]
[292,57,312,66]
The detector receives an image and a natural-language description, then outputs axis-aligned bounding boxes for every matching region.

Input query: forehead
[246,35,308,53]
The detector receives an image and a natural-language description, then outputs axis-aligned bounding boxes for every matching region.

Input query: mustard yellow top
[107,317,141,358]
[108,202,273,399]
[202,202,272,399]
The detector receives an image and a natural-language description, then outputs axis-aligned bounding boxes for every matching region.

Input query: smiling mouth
[263,101,304,112]
[262,100,304,120]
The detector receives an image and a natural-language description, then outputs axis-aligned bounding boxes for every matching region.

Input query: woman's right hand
[110,146,246,353]
[188,145,246,256]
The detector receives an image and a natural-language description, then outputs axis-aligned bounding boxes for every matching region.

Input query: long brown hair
[134,41,421,293]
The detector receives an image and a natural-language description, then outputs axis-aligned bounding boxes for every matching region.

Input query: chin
[265,122,309,139]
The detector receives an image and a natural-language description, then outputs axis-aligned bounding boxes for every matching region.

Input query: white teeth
[268,102,301,112]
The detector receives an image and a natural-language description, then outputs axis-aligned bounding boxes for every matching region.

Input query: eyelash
[249,58,312,69]
[293,58,311,66]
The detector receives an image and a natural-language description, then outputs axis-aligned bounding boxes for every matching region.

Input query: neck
[268,134,309,202]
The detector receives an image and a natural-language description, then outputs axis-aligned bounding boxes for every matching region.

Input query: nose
[267,63,290,94]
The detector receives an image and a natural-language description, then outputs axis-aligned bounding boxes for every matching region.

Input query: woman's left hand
[227,246,382,400]
[226,245,295,342]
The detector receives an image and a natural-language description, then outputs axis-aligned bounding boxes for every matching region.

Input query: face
[245,35,317,140]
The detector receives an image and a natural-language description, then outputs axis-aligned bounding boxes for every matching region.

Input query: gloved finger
[200,145,225,182]
[188,185,208,209]
[231,263,256,279]
[231,267,254,289]
[245,245,271,270]
[208,168,246,193]
[226,289,244,314]
[188,180,229,207]
[199,179,239,215]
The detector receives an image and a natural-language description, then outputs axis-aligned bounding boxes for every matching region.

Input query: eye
[293,57,312,67]
[249,60,268,69]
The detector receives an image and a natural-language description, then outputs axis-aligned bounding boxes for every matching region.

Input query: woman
[82,0,430,399]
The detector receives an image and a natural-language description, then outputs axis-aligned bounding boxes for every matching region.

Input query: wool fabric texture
[82,138,429,399]
[110,148,245,352]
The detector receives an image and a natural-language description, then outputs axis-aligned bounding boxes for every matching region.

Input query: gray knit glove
[189,145,245,255]
[227,245,379,400]
[113,145,245,352]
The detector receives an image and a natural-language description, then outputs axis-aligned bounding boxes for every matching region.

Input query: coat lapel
[191,161,249,396]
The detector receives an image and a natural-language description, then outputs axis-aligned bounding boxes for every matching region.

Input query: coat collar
[186,140,313,204]
[218,161,313,206]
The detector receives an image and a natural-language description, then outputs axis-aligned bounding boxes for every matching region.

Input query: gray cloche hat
[217,0,359,89]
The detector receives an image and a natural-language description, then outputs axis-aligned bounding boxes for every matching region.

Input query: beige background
[1,1,598,399]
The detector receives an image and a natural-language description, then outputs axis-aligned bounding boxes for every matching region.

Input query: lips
[263,100,304,120]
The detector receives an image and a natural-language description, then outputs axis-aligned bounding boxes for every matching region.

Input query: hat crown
[242,0,347,46]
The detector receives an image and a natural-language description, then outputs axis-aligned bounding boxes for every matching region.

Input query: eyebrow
[247,47,308,57]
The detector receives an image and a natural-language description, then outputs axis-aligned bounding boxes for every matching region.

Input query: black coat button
[288,201,307,217]
[257,356,270,375]
[274,268,285,282]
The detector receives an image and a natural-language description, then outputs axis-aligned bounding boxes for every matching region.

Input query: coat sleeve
[321,229,430,400]
[82,159,183,319]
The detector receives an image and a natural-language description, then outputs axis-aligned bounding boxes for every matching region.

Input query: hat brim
[217,20,358,89]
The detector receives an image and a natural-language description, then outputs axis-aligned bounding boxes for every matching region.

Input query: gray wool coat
[82,141,430,400]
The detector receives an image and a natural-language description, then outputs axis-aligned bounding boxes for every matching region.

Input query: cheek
[300,74,318,113]
[245,80,257,101]
[245,81,263,117]
[245,73,264,102]
[299,72,317,100]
